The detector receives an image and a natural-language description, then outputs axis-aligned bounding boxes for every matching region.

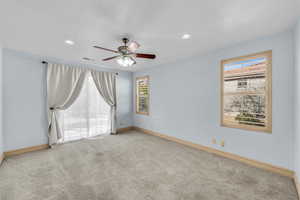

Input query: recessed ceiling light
[181,34,191,39]
[65,40,75,45]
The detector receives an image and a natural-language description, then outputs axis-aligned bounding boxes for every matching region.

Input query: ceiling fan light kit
[117,56,136,67]
[93,38,156,67]
[128,41,140,52]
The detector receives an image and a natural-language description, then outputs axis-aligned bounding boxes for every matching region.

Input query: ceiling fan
[93,38,156,67]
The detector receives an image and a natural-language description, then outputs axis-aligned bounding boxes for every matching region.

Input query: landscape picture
[221,51,272,132]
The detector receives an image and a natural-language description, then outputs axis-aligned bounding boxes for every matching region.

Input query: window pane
[224,94,266,127]
[221,51,271,132]
[61,72,111,142]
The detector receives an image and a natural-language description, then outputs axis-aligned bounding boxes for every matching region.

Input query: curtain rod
[41,61,119,75]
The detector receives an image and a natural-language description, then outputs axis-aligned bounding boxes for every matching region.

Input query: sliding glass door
[60,72,111,142]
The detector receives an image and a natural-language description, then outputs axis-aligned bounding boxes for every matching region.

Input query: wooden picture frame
[136,76,150,115]
[220,50,272,133]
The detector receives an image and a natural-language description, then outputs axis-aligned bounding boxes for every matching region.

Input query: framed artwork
[221,50,272,133]
[136,76,149,115]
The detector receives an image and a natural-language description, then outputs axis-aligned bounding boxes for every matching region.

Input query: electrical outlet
[212,138,217,144]
[220,140,225,147]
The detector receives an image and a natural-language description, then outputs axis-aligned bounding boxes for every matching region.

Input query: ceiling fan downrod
[122,38,129,46]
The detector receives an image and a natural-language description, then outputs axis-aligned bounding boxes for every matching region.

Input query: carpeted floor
[0,131,298,200]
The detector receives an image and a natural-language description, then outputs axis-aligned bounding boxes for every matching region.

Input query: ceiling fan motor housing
[118,38,131,55]
[118,46,131,55]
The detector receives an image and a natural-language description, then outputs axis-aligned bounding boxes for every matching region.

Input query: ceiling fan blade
[93,46,119,53]
[102,55,119,61]
[82,57,95,61]
[128,41,140,52]
[135,53,156,59]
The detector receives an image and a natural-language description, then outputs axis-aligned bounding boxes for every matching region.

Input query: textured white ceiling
[0,0,299,71]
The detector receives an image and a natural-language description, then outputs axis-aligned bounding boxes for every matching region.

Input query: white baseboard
[132,126,294,178]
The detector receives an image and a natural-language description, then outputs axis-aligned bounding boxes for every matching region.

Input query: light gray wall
[0,47,3,157]
[134,31,295,170]
[294,20,300,178]
[3,49,133,151]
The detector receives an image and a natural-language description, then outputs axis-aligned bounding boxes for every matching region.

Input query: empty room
[1,0,300,199]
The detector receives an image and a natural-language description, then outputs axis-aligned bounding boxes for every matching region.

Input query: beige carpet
[0,131,298,200]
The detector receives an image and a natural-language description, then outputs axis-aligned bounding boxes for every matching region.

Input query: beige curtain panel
[47,63,118,145]
[91,70,117,134]
[47,64,87,146]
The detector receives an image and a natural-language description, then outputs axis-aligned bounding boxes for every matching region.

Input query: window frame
[220,50,272,133]
[136,75,150,115]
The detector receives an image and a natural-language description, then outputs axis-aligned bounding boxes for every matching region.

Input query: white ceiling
[0,0,299,71]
